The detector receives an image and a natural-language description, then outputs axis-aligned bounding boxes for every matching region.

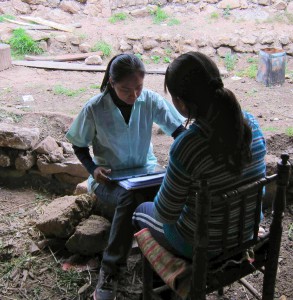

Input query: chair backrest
[191,154,291,300]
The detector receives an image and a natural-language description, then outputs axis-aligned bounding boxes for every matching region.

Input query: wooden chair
[139,154,291,300]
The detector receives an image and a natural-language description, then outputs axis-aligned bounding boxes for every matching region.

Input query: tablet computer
[107,164,166,181]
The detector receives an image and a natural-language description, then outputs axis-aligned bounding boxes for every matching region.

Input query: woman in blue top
[132,52,266,259]
[66,54,185,300]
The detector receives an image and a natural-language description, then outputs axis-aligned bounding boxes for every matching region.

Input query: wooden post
[0,44,12,71]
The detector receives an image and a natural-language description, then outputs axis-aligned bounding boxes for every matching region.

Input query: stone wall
[0,123,88,194]
[1,0,293,57]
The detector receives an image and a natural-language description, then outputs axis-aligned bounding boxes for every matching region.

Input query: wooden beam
[20,16,75,32]
[12,60,167,74]
[3,18,52,30]
[25,52,103,62]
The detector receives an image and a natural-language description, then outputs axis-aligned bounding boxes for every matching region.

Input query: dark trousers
[94,183,159,276]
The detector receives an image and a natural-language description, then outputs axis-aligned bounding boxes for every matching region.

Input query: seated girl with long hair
[132,51,266,259]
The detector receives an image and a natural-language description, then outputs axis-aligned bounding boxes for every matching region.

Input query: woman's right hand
[93,167,112,184]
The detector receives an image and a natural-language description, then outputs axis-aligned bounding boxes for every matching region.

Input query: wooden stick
[25,52,103,62]
[20,16,75,32]
[3,18,52,30]
[12,60,167,74]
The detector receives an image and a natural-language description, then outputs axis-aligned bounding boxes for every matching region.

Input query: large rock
[36,194,95,238]
[0,150,11,167]
[0,123,40,150]
[142,39,159,50]
[130,7,149,17]
[218,0,240,9]
[34,136,60,154]
[12,0,31,14]
[59,0,81,14]
[85,55,103,65]
[15,151,36,170]
[74,179,88,195]
[66,215,111,255]
[36,156,88,178]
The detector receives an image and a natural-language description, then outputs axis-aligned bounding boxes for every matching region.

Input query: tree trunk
[0,44,12,71]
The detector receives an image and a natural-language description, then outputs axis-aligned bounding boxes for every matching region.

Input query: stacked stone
[0,123,88,193]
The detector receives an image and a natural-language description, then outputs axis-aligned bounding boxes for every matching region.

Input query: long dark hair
[100,54,146,92]
[165,51,252,173]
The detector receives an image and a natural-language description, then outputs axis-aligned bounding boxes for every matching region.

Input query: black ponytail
[100,54,146,93]
[165,51,252,174]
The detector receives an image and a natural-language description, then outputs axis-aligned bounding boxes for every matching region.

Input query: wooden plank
[20,16,75,32]
[25,52,103,62]
[12,60,167,74]
[3,18,52,30]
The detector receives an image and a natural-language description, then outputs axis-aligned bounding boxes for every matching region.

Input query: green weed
[8,28,43,55]
[109,12,128,24]
[150,7,169,24]
[262,126,279,132]
[285,127,293,136]
[54,267,85,292]
[263,12,293,24]
[210,12,219,19]
[91,41,112,57]
[223,5,231,18]
[168,18,180,26]
[151,55,161,64]
[165,48,172,56]
[134,53,143,60]
[0,110,23,123]
[247,57,258,64]
[0,14,15,22]
[163,56,171,63]
[53,85,86,97]
[236,64,258,78]
[224,53,238,71]
[90,84,101,89]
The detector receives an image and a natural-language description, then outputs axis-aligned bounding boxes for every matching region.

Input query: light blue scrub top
[66,89,185,193]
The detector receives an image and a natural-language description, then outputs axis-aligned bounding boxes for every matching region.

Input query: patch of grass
[210,12,219,19]
[163,56,171,63]
[150,6,169,24]
[262,126,279,132]
[263,12,293,24]
[109,12,128,24]
[168,18,180,26]
[54,267,85,292]
[91,41,112,57]
[224,53,238,71]
[90,84,101,89]
[0,253,33,279]
[236,64,258,78]
[8,28,43,55]
[53,85,86,97]
[165,48,172,56]
[78,33,87,41]
[223,5,231,19]
[0,110,23,123]
[285,127,293,136]
[247,57,258,64]
[134,53,143,60]
[151,55,161,64]
[0,14,15,22]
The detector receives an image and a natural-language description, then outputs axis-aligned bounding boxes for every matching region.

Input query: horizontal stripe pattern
[153,112,266,257]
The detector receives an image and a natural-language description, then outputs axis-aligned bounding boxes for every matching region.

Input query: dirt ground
[0,8,293,300]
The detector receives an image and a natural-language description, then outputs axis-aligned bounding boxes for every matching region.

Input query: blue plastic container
[256,48,286,87]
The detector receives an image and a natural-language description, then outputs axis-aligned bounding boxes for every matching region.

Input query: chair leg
[143,256,153,300]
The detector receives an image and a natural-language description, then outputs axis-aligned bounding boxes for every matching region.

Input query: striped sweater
[153,111,266,258]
